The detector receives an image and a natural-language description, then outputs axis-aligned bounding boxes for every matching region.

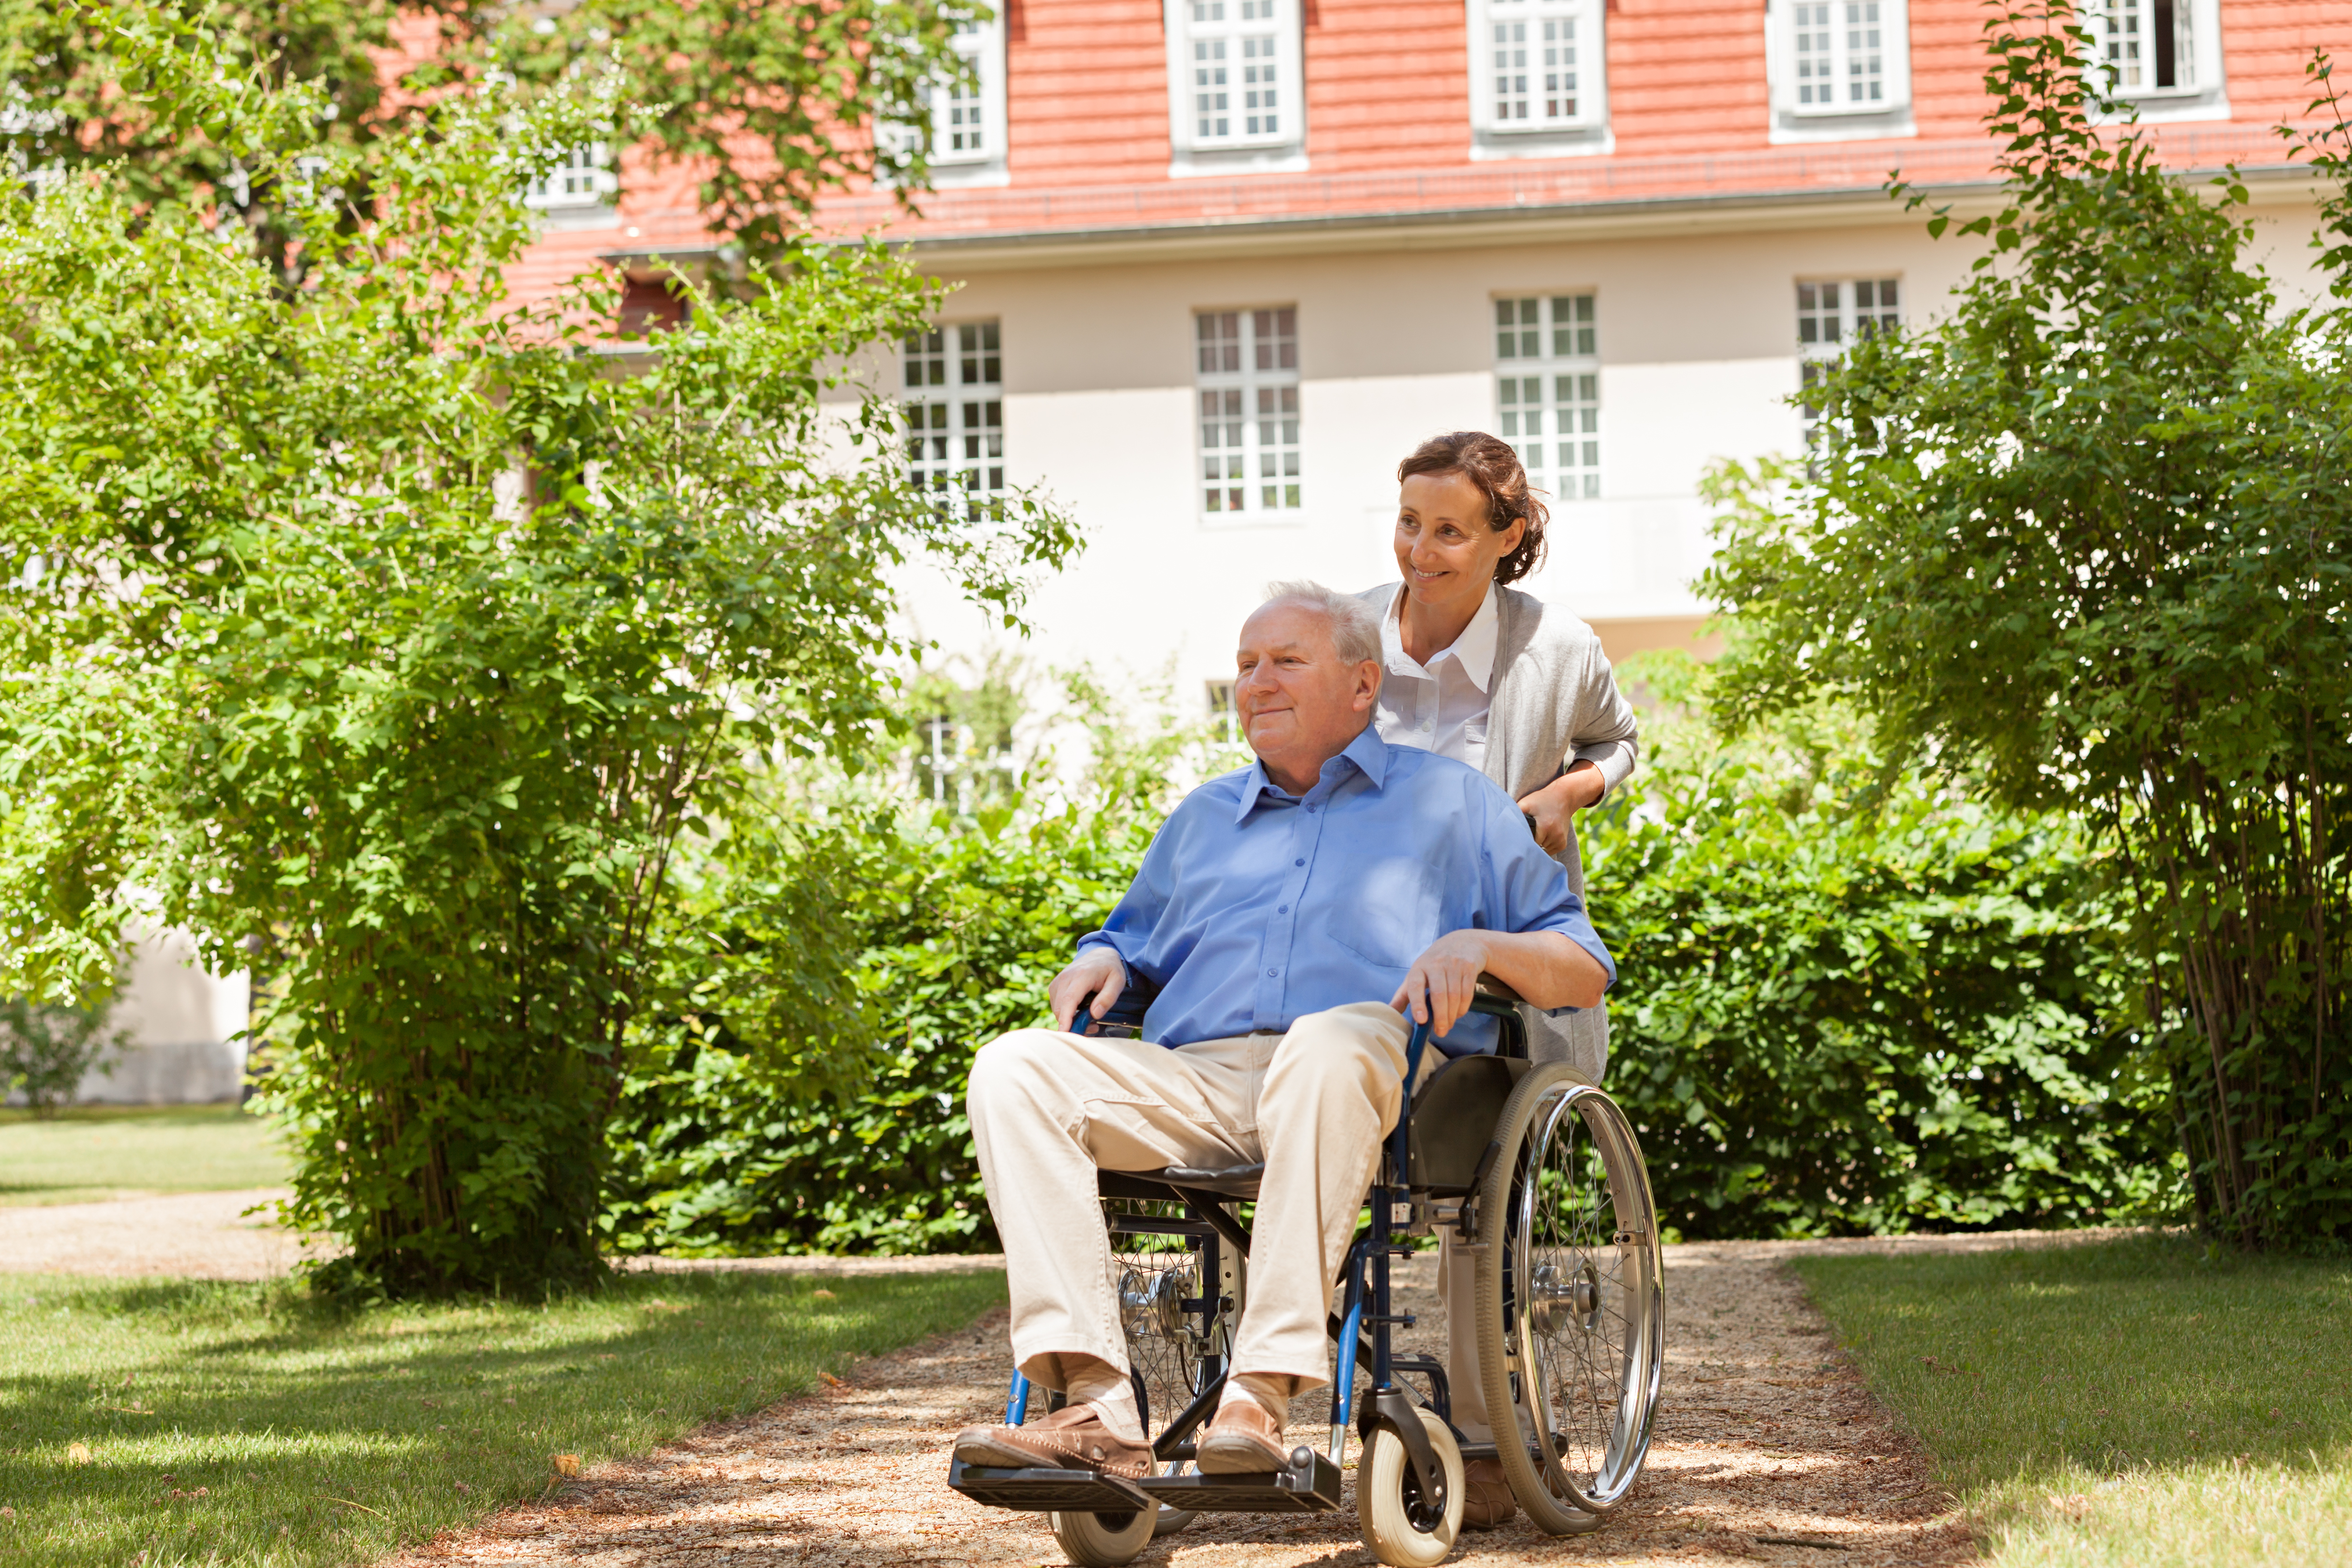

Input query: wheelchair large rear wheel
[1471,1063,1664,1532]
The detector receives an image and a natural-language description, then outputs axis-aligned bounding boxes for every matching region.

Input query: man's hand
[1516,760,1605,855]
[1049,947,1128,1035]
[1391,930,1494,1038]
[1393,928,1609,1035]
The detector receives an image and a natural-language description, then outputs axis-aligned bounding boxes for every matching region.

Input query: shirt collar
[1381,582,1500,694]
[1235,722,1392,822]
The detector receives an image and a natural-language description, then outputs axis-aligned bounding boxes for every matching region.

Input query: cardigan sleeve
[1564,643,1641,801]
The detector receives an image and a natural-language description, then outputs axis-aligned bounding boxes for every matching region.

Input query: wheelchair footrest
[1135,1451,1343,1513]
[947,1459,1153,1514]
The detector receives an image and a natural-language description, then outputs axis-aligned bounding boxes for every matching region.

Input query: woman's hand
[1516,760,1605,854]
[1048,947,1128,1034]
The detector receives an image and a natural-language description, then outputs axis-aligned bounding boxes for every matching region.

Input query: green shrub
[604,659,2180,1254]
[0,977,125,1117]
[601,679,1188,1256]
[1588,657,2178,1240]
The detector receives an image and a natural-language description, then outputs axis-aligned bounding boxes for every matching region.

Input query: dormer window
[2089,0,2227,116]
[1468,0,1609,157]
[1166,0,1306,175]
[524,143,616,210]
[1766,0,1913,143]
[927,12,1008,184]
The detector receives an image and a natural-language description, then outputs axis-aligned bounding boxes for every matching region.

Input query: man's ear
[1352,660,1382,712]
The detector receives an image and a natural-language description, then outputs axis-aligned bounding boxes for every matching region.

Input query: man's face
[1234,602,1380,784]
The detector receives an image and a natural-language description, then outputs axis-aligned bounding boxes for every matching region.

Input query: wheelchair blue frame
[953,987,1531,1522]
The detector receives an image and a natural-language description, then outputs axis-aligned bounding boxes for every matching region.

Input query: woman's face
[1394,470,1523,611]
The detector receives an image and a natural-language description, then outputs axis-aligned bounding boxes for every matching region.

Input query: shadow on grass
[0,1266,1006,1568]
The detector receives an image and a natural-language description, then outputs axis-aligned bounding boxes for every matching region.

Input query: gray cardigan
[1357,582,1639,1080]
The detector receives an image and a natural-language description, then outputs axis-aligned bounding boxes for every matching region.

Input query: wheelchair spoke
[1104,1198,1210,1442]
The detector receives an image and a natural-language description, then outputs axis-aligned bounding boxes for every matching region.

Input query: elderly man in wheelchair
[947,581,1662,1567]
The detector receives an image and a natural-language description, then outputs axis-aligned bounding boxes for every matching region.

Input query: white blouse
[1371,583,1499,771]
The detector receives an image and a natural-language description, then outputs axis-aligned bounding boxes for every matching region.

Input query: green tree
[0,10,1075,1292]
[4,0,978,287]
[1702,1,2352,1243]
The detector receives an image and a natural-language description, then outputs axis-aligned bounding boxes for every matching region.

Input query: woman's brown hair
[1396,431,1549,586]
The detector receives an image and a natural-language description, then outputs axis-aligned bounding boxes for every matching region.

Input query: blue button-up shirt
[1078,725,1615,1054]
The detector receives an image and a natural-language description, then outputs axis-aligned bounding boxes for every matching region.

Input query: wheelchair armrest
[1076,971,1160,1038]
[1469,972,1524,1014]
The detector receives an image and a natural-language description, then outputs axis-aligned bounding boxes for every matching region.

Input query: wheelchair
[948,976,1665,1567]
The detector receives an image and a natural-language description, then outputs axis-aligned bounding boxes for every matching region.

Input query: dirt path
[392,1238,2016,1568]
[0,1187,306,1278]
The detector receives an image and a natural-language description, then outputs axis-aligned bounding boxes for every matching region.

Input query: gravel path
[0,1187,307,1278]
[385,1237,2038,1568]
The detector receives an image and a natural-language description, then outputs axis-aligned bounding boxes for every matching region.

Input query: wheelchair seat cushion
[1098,1163,1265,1201]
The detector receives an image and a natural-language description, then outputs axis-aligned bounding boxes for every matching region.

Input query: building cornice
[792,128,2317,271]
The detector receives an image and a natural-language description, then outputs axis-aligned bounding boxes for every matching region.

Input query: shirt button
[1267,967,1279,976]
[1294,858,1305,867]
[1420,720,1432,730]
[1306,804,1318,813]
[1277,904,1288,914]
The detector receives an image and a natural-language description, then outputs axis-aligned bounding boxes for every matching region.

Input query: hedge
[601,659,2184,1253]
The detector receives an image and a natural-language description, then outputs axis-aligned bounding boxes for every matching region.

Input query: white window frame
[926,11,1009,185]
[1196,307,1303,524]
[1796,276,1900,445]
[2089,0,2228,119]
[1764,0,1914,144]
[903,320,1006,520]
[1165,0,1307,176]
[523,143,617,211]
[1492,293,1602,504]
[1467,0,1610,159]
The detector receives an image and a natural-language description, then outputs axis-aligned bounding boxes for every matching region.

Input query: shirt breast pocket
[1322,857,1447,974]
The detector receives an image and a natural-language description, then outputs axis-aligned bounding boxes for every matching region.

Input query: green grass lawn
[1794,1235,2352,1567]
[0,1105,291,1206]
[0,1266,1006,1567]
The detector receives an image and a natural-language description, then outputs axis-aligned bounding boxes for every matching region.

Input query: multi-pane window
[931,14,1004,163]
[2096,0,2191,91]
[1791,0,1885,108]
[1797,278,1899,441]
[524,144,615,209]
[1178,0,1296,148]
[1197,308,1301,516]
[1493,295,1600,502]
[1771,0,1911,127]
[1488,0,1589,125]
[904,322,1005,516]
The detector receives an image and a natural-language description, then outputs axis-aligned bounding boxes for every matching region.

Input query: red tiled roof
[502,0,2345,291]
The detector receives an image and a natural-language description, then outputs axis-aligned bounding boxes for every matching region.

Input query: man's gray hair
[1262,580,1383,667]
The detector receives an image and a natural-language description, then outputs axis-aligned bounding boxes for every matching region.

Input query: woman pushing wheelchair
[1357,430,1641,1530]
[947,436,1649,1564]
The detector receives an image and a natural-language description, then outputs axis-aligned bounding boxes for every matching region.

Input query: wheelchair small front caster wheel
[1049,1506,1154,1567]
[1356,1406,1464,1567]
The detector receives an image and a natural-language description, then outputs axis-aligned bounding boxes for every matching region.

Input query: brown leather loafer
[950,1402,1152,1479]
[1195,1398,1292,1474]
[1461,1456,1518,1529]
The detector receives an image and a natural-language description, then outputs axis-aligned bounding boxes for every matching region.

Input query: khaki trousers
[967,1001,1409,1392]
